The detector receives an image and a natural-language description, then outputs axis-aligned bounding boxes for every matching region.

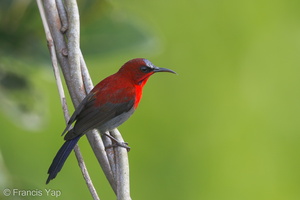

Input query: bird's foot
[104,133,131,152]
[105,142,130,152]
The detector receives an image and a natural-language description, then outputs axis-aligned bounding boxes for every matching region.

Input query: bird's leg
[103,133,131,152]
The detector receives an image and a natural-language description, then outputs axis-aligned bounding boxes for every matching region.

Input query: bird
[46,58,176,184]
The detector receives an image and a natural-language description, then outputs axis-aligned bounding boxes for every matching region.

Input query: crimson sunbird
[46,58,176,184]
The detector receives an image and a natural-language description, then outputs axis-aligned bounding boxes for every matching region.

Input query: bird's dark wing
[61,92,96,136]
[63,95,134,140]
[75,100,133,132]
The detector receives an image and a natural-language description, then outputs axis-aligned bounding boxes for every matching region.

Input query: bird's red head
[117,58,176,87]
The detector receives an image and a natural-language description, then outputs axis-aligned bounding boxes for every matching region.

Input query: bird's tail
[46,136,80,184]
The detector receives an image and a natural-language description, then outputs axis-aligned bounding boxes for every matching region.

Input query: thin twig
[74,145,100,200]
[36,1,68,122]
[37,0,69,121]
[80,50,93,93]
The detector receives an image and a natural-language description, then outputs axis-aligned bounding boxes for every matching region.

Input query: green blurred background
[1,0,300,199]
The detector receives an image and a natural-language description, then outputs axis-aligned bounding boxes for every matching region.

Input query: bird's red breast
[91,72,145,110]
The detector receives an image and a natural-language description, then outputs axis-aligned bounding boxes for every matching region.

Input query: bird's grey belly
[98,107,135,132]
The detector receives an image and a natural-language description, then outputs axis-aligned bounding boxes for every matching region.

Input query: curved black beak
[153,67,177,74]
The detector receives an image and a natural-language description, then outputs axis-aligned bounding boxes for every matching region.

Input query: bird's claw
[103,133,131,152]
[105,142,131,152]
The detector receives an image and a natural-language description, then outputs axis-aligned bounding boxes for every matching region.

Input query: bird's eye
[140,66,153,73]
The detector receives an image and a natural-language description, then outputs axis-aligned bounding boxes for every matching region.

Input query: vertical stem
[86,130,118,194]
[65,0,85,102]
[111,129,131,200]
[37,1,100,200]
